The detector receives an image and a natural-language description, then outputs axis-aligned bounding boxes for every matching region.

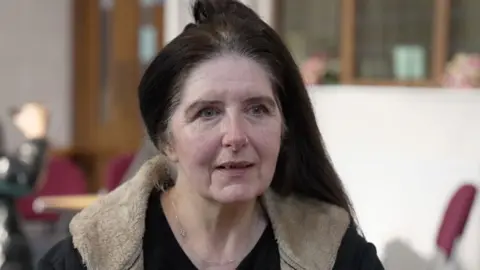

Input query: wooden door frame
[71,0,164,190]
[73,0,101,154]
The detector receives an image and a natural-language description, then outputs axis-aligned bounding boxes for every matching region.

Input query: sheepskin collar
[69,155,350,270]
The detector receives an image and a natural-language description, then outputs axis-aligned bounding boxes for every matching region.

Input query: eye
[248,104,269,116]
[197,107,221,119]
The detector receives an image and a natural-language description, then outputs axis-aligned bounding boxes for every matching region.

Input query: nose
[221,114,249,152]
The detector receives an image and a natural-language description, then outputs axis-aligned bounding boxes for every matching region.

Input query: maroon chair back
[436,183,477,258]
[105,154,134,191]
[16,156,88,222]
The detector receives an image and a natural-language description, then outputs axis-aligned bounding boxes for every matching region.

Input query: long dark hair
[138,0,355,219]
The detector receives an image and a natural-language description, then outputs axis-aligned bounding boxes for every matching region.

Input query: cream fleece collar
[69,155,350,270]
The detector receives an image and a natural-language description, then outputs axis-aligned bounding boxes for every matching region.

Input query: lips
[216,161,254,169]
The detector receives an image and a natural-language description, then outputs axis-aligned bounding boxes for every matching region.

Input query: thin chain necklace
[167,195,262,268]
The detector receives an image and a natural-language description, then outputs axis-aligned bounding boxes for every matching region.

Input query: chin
[211,185,265,204]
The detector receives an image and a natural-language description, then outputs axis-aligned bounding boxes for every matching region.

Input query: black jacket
[38,223,383,270]
[37,155,384,270]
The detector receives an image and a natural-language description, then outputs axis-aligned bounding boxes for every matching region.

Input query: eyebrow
[185,100,222,117]
[184,95,277,116]
[245,96,277,109]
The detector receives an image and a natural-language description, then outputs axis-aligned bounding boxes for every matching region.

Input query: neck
[162,182,266,263]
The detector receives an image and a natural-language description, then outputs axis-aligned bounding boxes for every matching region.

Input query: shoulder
[37,236,86,270]
[333,224,385,270]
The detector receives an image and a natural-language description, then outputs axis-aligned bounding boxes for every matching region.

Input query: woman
[0,102,49,270]
[39,0,384,269]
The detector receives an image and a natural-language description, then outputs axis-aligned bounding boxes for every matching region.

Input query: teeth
[220,163,251,169]
[225,164,239,169]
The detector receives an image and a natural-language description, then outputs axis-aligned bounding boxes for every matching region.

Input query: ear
[164,143,179,163]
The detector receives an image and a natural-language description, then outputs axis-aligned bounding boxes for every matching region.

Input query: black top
[38,194,385,270]
[143,189,281,269]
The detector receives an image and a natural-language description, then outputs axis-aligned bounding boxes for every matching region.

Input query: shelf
[350,79,439,87]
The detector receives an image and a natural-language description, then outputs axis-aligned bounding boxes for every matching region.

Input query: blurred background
[1,0,479,269]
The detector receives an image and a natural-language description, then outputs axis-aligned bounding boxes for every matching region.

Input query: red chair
[104,154,134,191]
[436,184,477,256]
[16,156,88,222]
[430,183,477,269]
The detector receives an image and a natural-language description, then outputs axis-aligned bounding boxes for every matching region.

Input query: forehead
[180,54,274,103]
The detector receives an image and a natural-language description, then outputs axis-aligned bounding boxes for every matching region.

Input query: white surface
[309,85,480,270]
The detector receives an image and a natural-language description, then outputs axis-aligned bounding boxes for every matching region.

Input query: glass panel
[445,0,480,88]
[449,0,480,56]
[279,0,341,62]
[355,0,433,81]
[139,25,158,66]
[99,0,114,123]
[138,0,161,71]
[279,0,341,83]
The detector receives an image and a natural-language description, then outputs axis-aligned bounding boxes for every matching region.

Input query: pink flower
[442,53,480,88]
[300,54,327,85]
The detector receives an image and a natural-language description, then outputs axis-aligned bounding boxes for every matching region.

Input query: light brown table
[33,194,100,212]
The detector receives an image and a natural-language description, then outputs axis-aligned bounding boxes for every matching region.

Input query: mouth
[216,161,254,170]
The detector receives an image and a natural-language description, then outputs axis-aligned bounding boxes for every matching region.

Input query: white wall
[0,0,72,151]
[309,85,480,270]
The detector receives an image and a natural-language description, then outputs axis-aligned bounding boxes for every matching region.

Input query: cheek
[253,117,283,157]
[172,124,220,166]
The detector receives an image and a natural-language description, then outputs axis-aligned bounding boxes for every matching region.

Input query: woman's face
[165,54,283,203]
